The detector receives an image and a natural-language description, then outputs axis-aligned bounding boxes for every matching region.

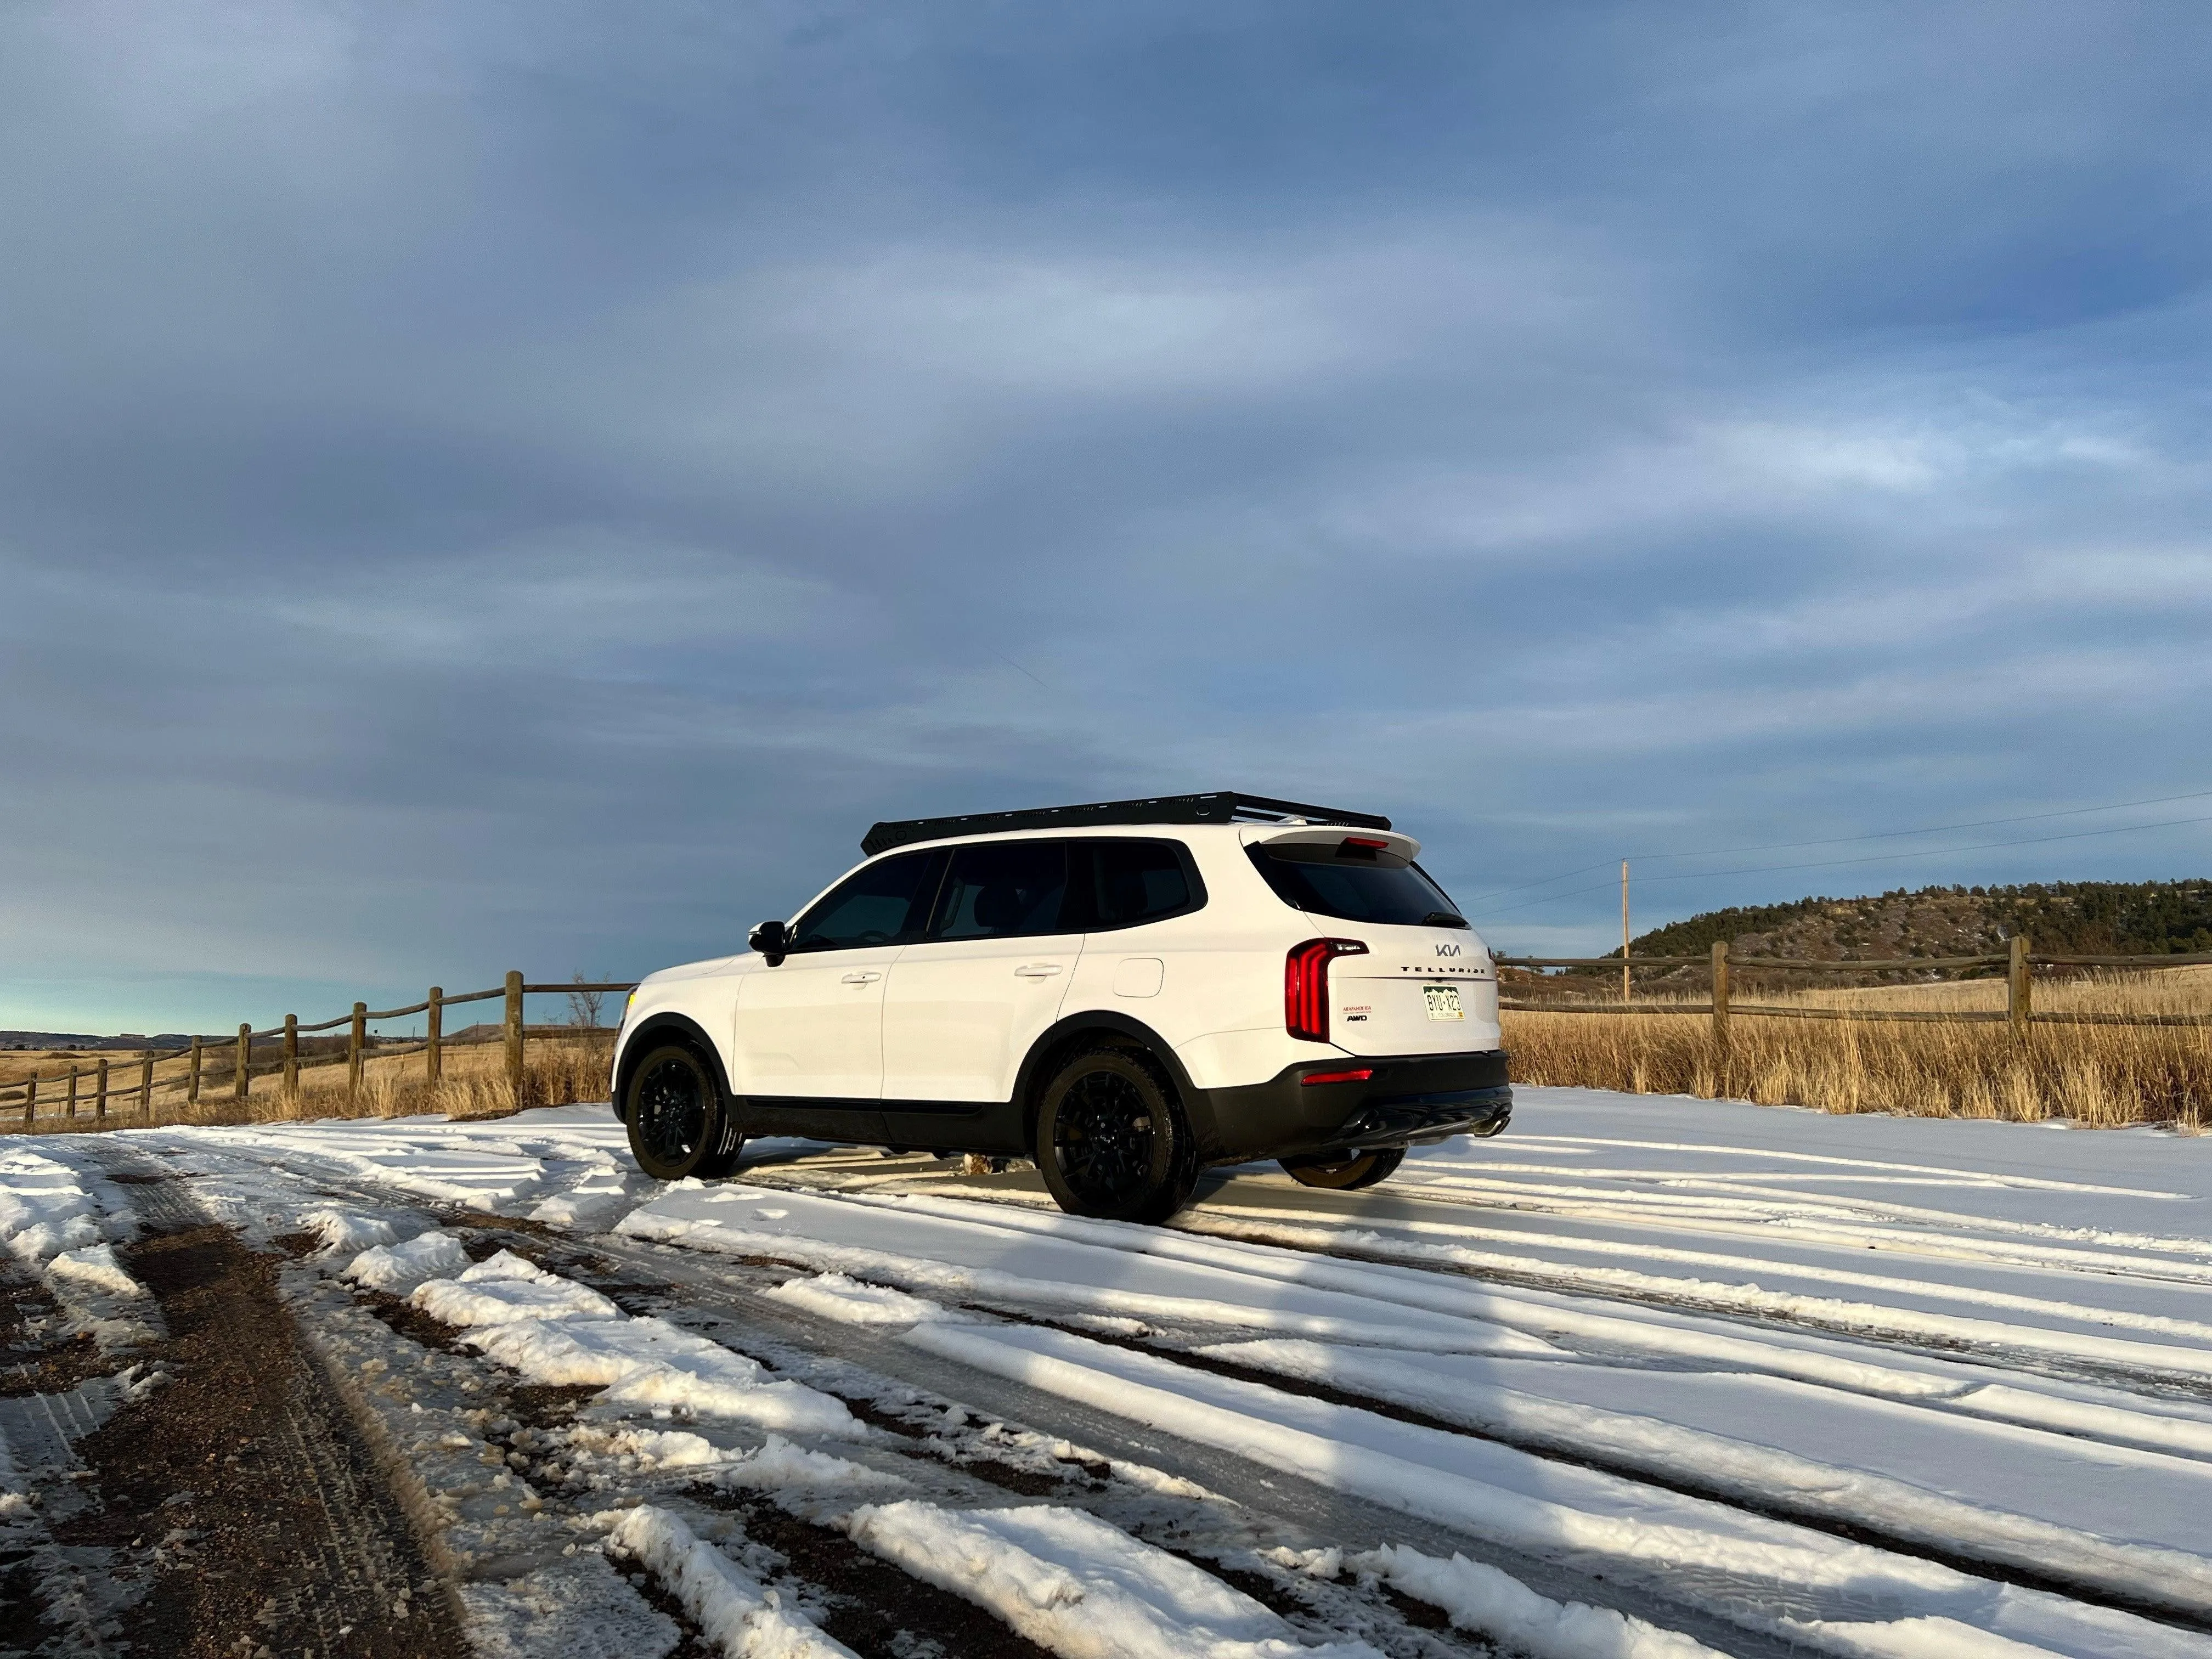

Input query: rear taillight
[1285,938,1368,1042]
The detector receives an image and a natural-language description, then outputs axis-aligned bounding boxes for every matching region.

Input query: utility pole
[1621,860,1631,1002]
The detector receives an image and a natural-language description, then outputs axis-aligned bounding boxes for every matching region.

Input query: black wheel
[1035,1046,1198,1223]
[1280,1147,1405,1190]
[624,1043,743,1181]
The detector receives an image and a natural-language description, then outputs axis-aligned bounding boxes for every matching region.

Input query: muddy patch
[55,1219,469,1659]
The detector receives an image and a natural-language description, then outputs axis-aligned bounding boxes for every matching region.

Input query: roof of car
[861,792,1389,856]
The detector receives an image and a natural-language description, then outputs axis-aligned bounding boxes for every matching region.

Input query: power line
[1468,809,2212,922]
[1461,785,2212,907]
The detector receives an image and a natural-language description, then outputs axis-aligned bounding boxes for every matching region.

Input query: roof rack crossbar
[861,792,1390,856]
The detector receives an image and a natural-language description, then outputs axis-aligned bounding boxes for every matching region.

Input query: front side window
[929,841,1070,940]
[1248,840,1466,928]
[1080,839,1200,929]
[787,850,939,952]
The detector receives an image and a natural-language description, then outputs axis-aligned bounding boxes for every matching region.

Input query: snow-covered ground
[7,1087,2212,1658]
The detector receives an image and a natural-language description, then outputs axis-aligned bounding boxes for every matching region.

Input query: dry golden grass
[1504,978,2212,1129]
[4,1031,616,1135]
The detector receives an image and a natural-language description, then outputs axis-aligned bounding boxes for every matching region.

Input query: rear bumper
[1199,1049,1511,1162]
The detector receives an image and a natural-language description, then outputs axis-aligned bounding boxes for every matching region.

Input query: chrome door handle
[1013,963,1064,978]
[840,971,882,984]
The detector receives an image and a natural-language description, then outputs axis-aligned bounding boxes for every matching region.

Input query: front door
[733,849,942,1126]
[883,839,1079,1105]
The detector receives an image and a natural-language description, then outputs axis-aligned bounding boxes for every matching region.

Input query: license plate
[1424,984,1464,1020]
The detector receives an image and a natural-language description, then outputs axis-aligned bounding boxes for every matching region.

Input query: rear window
[1248,840,1466,929]
[1077,839,1201,929]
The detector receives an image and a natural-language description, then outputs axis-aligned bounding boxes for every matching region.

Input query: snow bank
[298,1206,398,1253]
[0,1149,110,1264]
[561,1428,905,1493]
[379,1251,862,1438]
[411,1251,621,1325]
[846,1500,1381,1659]
[343,1230,472,1293]
[1774,1617,2067,1658]
[1340,1544,1723,1659]
[466,1315,857,1435]
[43,1244,148,1300]
[529,1163,649,1231]
[602,1503,855,1658]
[762,1272,957,1325]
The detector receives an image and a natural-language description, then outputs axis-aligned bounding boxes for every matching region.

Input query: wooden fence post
[67,1068,78,1120]
[95,1056,109,1120]
[348,1003,367,1097]
[283,1014,299,1099]
[426,987,443,1087]
[1710,940,1730,1080]
[2008,934,2033,1041]
[22,1074,35,1127]
[188,1037,202,1105]
[235,1024,251,1102]
[505,972,525,1099]
[139,1052,153,1119]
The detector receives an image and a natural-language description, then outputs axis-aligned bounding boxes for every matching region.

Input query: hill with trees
[1620,879,2212,968]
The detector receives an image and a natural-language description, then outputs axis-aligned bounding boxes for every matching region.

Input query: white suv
[612,793,1510,1221]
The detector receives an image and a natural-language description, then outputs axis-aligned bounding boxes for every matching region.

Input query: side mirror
[749,919,789,966]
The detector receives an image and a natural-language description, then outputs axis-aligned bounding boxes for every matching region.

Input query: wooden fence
[5,975,639,1128]
[1496,938,2212,1046]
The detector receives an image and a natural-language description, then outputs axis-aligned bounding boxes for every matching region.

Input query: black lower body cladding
[1201,1049,1512,1163]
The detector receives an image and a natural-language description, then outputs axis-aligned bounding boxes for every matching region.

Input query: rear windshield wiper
[1422,910,1470,929]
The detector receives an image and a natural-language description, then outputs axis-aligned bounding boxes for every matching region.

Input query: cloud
[3,1,2211,1029]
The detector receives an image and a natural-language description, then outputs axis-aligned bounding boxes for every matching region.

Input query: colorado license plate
[1424,984,1464,1020]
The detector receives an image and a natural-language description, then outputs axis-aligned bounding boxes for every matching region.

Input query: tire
[1280,1147,1405,1190]
[623,1042,743,1182]
[1035,1046,1198,1223]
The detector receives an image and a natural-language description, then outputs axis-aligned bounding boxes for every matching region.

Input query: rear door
[881,839,1080,1105]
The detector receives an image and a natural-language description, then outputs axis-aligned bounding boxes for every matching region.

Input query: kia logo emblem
[1435,944,1460,957]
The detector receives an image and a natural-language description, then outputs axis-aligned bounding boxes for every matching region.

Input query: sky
[5,2,2211,1035]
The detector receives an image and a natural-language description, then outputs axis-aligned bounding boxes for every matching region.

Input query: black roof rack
[862,792,1391,857]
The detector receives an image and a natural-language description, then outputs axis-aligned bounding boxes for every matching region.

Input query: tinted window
[929,842,1070,940]
[787,851,939,952]
[1082,839,1197,928]
[1248,842,1466,928]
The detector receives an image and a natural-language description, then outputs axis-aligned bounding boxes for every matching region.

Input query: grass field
[1504,967,2212,1127]
[3,1029,617,1132]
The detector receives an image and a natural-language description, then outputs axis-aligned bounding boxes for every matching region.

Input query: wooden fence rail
[6,976,640,1130]
[1496,938,2212,1046]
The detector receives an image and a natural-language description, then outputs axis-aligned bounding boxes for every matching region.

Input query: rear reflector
[1301,1068,1374,1086]
[1285,937,1369,1042]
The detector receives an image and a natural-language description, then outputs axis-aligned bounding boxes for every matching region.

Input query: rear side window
[1076,839,1203,930]
[1248,840,1466,928]
[787,850,939,952]
[929,841,1071,940]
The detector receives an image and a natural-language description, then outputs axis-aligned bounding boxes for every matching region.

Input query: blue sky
[5,3,2210,1034]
